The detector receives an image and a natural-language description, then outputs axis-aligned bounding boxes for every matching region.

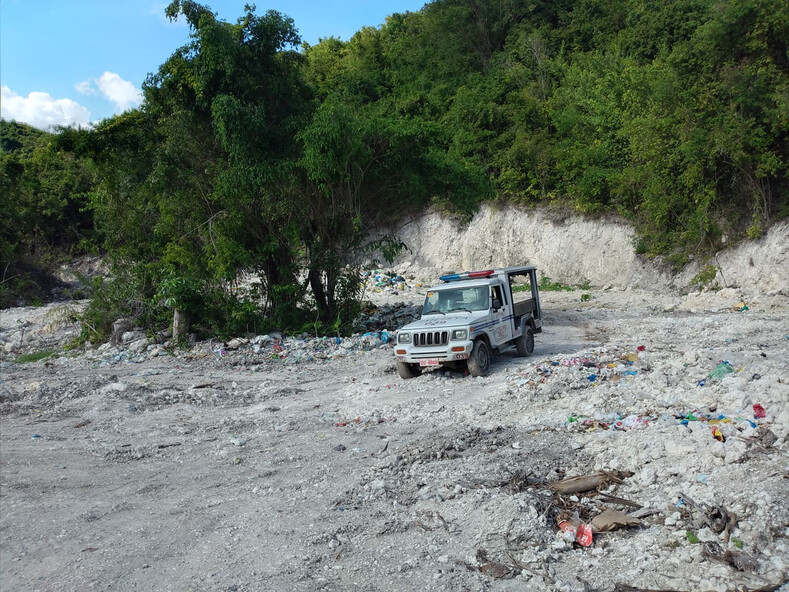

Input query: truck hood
[398,311,489,332]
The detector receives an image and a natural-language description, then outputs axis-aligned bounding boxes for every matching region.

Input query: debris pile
[80,329,402,368]
[362,270,422,298]
[512,346,648,389]
[360,301,422,331]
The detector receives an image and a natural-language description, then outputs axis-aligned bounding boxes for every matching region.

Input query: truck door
[489,283,513,346]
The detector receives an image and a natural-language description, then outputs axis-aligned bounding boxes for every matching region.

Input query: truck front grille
[414,331,449,347]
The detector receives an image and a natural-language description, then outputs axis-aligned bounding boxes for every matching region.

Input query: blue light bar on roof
[439,269,495,282]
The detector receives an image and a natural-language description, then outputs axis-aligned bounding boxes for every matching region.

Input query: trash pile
[511,345,648,389]
[84,329,400,368]
[564,405,768,442]
[362,270,422,298]
[361,301,422,331]
[550,470,643,549]
[71,274,424,367]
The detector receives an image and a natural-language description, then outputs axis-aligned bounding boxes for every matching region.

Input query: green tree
[1,120,96,307]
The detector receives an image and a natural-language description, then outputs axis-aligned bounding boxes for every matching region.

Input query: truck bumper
[394,341,472,366]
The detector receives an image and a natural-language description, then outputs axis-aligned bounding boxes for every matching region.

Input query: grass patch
[538,276,574,292]
[15,349,56,363]
[514,276,591,293]
[690,264,720,291]
[511,284,533,293]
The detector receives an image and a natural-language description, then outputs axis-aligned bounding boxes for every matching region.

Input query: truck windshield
[423,286,489,314]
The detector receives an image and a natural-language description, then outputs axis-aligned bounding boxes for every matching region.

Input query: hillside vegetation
[0,121,96,305]
[1,0,787,337]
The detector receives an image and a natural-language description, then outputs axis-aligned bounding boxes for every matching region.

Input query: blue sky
[1,0,427,130]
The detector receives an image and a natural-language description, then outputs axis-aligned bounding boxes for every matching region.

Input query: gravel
[1,281,787,591]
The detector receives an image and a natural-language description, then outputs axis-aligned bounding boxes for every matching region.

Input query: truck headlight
[397,332,411,344]
[451,329,468,340]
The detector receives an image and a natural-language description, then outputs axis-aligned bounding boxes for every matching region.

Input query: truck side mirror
[492,298,502,311]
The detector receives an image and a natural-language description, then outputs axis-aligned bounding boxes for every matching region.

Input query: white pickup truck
[394,266,543,378]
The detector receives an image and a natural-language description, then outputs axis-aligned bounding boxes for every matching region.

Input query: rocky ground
[1,278,788,592]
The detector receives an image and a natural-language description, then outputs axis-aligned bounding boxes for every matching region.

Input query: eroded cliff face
[384,204,788,294]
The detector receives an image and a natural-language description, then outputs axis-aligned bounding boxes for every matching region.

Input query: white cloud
[74,80,96,96]
[1,86,91,130]
[97,72,143,111]
[75,71,142,112]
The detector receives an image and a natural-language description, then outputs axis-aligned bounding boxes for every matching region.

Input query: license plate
[419,359,439,367]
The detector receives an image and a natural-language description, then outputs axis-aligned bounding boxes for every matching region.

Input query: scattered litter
[475,549,516,579]
[550,471,626,494]
[707,360,735,380]
[84,316,413,368]
[514,347,647,389]
[753,404,766,419]
[416,509,451,532]
[565,405,761,440]
[599,494,642,509]
[333,415,395,428]
[613,415,650,431]
[702,541,758,572]
[731,301,749,312]
[739,426,777,454]
[559,520,593,546]
[679,493,736,537]
[591,509,642,532]
[710,426,725,442]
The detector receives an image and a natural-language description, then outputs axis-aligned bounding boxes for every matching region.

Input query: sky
[0,0,427,130]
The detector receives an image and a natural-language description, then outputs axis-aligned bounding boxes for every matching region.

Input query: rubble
[1,279,787,592]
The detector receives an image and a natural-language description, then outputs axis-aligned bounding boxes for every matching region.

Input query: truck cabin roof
[438,266,537,285]
[431,278,499,291]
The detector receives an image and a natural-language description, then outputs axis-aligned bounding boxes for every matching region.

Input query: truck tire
[467,339,491,377]
[396,360,422,379]
[515,324,534,356]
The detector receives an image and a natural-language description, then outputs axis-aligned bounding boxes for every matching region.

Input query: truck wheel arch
[396,359,422,379]
[515,323,534,356]
[467,338,491,377]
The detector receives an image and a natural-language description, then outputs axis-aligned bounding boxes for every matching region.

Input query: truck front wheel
[515,324,534,356]
[396,360,422,379]
[467,340,491,377]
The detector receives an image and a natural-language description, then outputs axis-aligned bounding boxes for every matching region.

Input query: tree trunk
[308,268,332,321]
[173,307,189,340]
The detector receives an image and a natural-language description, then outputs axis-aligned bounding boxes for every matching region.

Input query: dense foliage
[1,121,96,306]
[2,0,787,338]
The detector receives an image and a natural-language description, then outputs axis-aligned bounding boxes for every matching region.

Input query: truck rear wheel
[467,339,491,377]
[515,324,534,356]
[396,360,422,379]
